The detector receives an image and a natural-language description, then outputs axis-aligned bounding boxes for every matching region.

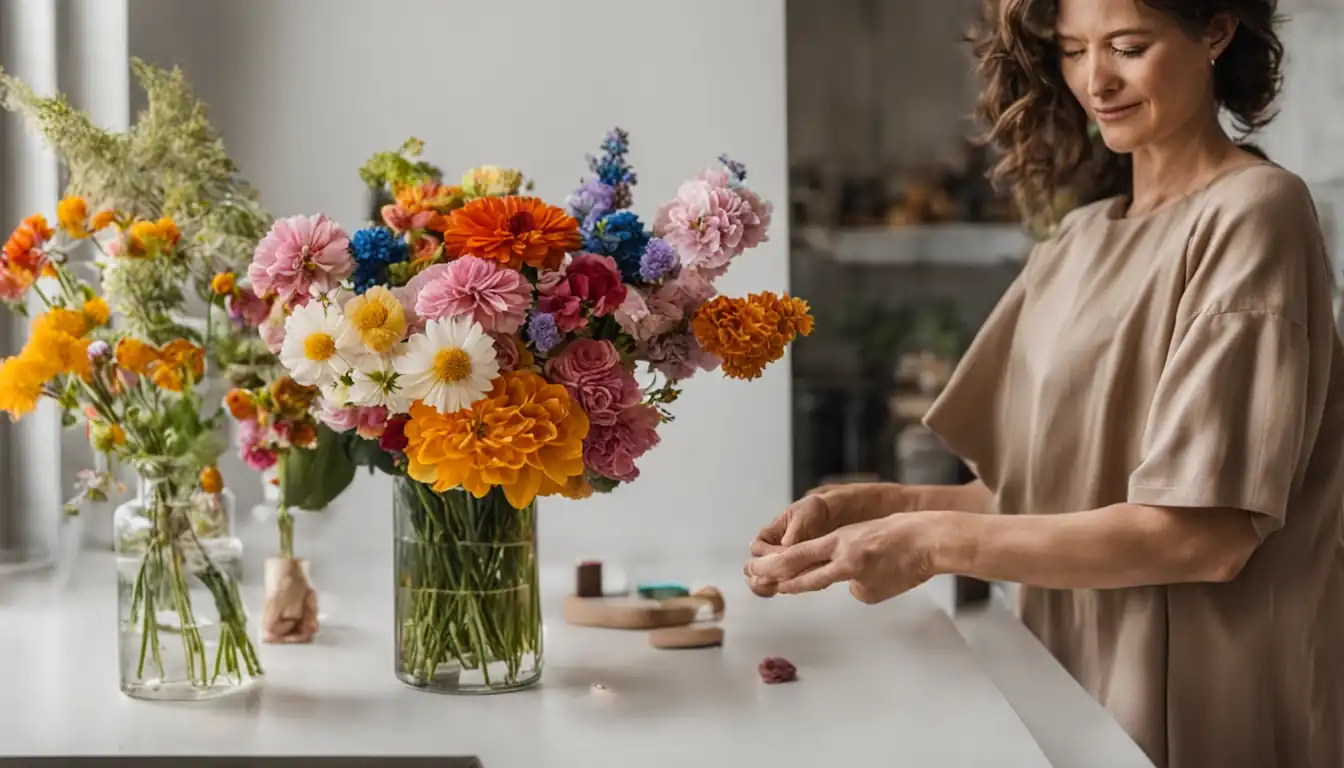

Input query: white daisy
[278,301,364,388]
[350,353,412,413]
[395,316,499,415]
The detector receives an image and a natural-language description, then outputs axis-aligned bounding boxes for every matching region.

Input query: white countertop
[0,527,1151,767]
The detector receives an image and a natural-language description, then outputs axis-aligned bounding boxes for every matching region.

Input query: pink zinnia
[414,256,532,334]
[545,339,641,427]
[249,214,354,305]
[653,171,770,279]
[584,404,661,482]
[614,287,682,343]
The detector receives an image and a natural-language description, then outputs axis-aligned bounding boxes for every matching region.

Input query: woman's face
[1055,0,1235,154]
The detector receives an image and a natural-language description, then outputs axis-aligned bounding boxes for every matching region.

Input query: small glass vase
[113,462,263,700]
[393,476,542,694]
[185,486,244,585]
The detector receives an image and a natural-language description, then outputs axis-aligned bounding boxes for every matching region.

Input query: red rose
[379,415,410,453]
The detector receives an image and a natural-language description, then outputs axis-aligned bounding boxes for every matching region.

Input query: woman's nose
[1087,54,1121,100]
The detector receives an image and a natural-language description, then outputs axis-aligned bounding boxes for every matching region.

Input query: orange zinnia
[3,214,53,278]
[404,369,590,510]
[440,196,580,271]
[692,291,814,381]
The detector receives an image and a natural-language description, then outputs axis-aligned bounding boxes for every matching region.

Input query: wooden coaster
[649,625,724,649]
[562,595,698,630]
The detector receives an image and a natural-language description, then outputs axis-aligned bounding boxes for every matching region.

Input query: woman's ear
[1207,13,1239,61]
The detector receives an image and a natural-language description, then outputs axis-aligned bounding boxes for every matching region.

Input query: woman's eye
[1060,49,1085,59]
[1114,45,1148,59]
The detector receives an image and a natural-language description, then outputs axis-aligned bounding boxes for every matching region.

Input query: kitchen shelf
[796,223,1034,266]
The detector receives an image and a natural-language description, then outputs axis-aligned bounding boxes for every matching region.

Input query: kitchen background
[787,0,1344,498]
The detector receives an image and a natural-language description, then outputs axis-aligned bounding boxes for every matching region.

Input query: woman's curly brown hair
[968,0,1285,227]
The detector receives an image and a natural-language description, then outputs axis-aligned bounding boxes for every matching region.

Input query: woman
[746,1,1344,766]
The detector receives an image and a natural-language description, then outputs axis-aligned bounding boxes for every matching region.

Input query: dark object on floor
[576,560,603,598]
[758,656,798,684]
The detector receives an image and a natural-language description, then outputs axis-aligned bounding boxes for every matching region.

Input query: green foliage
[278,424,358,512]
[358,137,442,190]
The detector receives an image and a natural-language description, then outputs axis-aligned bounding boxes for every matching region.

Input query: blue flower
[583,211,650,282]
[527,312,561,354]
[574,127,637,211]
[638,238,677,282]
[350,227,408,266]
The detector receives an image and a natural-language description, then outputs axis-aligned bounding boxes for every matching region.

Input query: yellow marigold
[691,292,814,381]
[345,286,406,353]
[23,331,91,381]
[200,465,224,494]
[150,339,204,391]
[0,355,45,420]
[126,217,181,257]
[57,196,90,239]
[211,272,236,296]
[270,375,318,420]
[32,307,88,339]
[224,388,258,421]
[89,209,117,232]
[82,297,110,327]
[404,369,590,509]
[114,338,159,376]
[559,474,594,500]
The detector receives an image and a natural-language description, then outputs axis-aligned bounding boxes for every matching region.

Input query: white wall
[127,0,792,564]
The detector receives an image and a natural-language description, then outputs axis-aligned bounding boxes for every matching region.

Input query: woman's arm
[928,503,1262,589]
[910,480,993,515]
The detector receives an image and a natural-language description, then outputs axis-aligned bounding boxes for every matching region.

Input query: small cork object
[649,625,724,649]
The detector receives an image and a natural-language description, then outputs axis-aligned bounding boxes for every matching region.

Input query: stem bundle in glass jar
[394,478,541,693]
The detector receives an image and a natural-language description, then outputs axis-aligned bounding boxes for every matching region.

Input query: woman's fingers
[749,537,833,582]
[776,562,847,594]
[750,539,785,557]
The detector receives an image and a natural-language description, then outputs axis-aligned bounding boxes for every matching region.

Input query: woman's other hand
[750,482,913,559]
[747,512,943,604]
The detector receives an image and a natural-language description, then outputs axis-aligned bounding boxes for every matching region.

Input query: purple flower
[527,312,562,354]
[565,179,616,227]
[718,154,749,184]
[87,340,111,363]
[638,238,677,282]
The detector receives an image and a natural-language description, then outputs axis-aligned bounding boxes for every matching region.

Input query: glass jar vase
[113,462,262,700]
[393,477,542,694]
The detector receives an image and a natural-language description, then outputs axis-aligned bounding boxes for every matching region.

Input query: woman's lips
[1094,103,1141,122]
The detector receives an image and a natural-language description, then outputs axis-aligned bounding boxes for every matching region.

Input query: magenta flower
[584,404,661,482]
[413,256,532,334]
[249,214,354,305]
[545,339,641,427]
[653,170,771,279]
[237,418,278,472]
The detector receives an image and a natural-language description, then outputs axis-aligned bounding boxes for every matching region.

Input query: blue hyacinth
[584,211,650,282]
[349,227,408,294]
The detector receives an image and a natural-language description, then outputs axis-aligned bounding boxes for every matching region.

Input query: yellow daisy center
[303,332,336,362]
[433,348,472,383]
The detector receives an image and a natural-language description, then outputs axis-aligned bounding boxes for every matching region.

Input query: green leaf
[278,424,357,512]
[344,432,400,476]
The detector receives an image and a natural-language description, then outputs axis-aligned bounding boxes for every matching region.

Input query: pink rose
[644,332,720,381]
[316,399,361,432]
[414,255,533,334]
[614,287,682,343]
[656,268,717,313]
[356,406,390,439]
[492,333,522,373]
[536,291,585,334]
[546,253,627,317]
[545,339,640,427]
[584,404,661,482]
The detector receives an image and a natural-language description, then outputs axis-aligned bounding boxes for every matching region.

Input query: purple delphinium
[566,178,617,230]
[638,238,677,282]
[527,312,562,354]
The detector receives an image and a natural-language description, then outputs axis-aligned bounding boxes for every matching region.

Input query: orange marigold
[3,214,53,278]
[224,388,258,421]
[126,217,181,257]
[691,292,814,381]
[440,196,580,271]
[82,297,110,327]
[270,375,318,419]
[89,209,117,232]
[404,369,590,509]
[0,355,46,420]
[57,196,90,239]
[150,339,204,391]
[32,307,89,339]
[200,465,224,494]
[23,330,91,381]
[115,338,159,376]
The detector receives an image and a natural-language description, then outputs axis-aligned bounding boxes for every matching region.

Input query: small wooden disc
[649,625,725,649]
[563,595,698,630]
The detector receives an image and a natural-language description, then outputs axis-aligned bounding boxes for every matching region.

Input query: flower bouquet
[245,129,812,693]
[0,204,261,699]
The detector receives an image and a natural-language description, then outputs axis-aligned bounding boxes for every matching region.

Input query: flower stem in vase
[394,478,542,694]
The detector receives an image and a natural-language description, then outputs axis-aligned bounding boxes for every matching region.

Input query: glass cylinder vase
[393,476,542,694]
[113,462,263,700]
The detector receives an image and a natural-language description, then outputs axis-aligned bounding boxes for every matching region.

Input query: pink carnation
[250,214,353,305]
[238,418,278,472]
[584,404,661,482]
[614,287,682,343]
[414,256,532,334]
[656,268,717,313]
[644,332,720,381]
[545,339,641,427]
[653,171,771,279]
[226,288,272,328]
[316,399,361,432]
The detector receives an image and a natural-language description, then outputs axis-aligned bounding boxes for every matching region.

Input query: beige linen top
[923,163,1344,768]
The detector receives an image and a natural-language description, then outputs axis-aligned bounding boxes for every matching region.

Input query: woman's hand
[751,482,914,559]
[746,512,942,603]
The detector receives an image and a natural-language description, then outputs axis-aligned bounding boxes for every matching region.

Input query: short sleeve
[922,270,1027,488]
[1127,168,1324,540]
[1126,310,1310,540]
